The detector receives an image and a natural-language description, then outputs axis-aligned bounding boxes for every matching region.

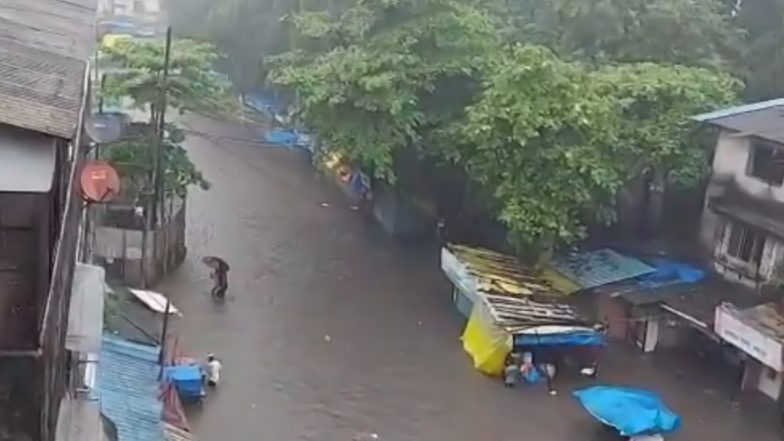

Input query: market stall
[441,244,606,383]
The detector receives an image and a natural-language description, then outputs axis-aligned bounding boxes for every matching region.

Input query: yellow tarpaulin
[461,301,512,376]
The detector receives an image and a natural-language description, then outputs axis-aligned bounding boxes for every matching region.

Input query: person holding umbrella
[202,256,230,300]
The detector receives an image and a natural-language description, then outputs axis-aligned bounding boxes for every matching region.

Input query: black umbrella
[201,256,229,272]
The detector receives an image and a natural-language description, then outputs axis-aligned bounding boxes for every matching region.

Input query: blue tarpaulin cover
[166,365,203,397]
[264,129,298,146]
[573,386,681,436]
[514,330,605,347]
[637,258,705,289]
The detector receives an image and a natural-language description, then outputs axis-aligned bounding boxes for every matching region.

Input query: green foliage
[456,45,621,245]
[592,63,741,185]
[452,46,740,246]
[268,0,500,180]
[104,124,210,199]
[508,0,741,69]
[101,38,237,119]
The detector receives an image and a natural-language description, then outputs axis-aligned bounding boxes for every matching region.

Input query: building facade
[694,99,784,403]
[0,1,98,439]
[698,99,784,289]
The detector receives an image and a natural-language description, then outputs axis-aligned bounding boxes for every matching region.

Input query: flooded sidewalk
[156,115,778,441]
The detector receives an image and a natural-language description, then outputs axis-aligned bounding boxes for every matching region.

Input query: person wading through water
[202,256,230,300]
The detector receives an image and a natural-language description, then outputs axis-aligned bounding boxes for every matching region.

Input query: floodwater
[158,114,778,441]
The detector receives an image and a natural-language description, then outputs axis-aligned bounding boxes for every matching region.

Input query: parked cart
[166,364,206,405]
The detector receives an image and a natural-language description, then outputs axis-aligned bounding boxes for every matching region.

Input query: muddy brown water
[157,115,777,441]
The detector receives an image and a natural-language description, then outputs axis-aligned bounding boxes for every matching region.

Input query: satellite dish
[79,160,121,203]
[84,113,123,144]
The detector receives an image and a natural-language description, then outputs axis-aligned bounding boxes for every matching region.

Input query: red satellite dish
[79,160,121,203]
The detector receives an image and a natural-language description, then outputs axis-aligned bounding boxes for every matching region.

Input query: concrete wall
[701,131,784,246]
[92,198,186,287]
[700,130,784,285]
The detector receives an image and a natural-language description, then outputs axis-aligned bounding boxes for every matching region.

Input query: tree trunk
[644,167,667,237]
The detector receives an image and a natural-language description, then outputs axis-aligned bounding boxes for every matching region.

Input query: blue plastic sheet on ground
[573,386,681,436]
[514,330,605,347]
[637,258,705,289]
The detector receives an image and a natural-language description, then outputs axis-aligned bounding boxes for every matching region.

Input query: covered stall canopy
[442,244,605,375]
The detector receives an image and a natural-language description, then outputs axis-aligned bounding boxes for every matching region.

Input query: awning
[0,126,57,193]
[66,264,106,353]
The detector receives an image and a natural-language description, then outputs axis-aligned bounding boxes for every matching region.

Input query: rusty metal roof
[446,244,559,297]
[0,0,97,138]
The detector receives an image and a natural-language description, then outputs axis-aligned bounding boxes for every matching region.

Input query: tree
[592,63,740,233]
[733,0,784,100]
[455,45,622,247]
[509,0,741,69]
[452,45,741,248]
[593,63,741,186]
[101,37,238,123]
[268,0,500,180]
[104,124,210,200]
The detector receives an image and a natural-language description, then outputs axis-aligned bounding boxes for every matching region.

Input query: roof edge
[692,98,784,123]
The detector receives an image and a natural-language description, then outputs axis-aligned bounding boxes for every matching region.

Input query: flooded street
[156,115,778,441]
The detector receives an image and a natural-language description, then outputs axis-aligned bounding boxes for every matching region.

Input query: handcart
[166,364,206,405]
[573,385,680,441]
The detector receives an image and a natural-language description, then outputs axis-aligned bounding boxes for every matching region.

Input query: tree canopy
[268,0,500,181]
[101,37,237,121]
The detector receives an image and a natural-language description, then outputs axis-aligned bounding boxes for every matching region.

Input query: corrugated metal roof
[0,124,56,192]
[0,0,97,138]
[692,98,784,122]
[99,335,164,441]
[550,249,655,291]
[704,106,784,144]
[445,244,561,297]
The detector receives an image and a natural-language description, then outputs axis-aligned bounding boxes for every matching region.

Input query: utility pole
[156,27,173,367]
[140,27,172,289]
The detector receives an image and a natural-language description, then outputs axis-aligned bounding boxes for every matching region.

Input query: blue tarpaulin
[264,129,298,146]
[514,330,605,347]
[165,365,203,397]
[573,386,681,436]
[637,259,705,289]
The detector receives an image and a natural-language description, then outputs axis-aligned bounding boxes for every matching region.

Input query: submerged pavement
[157,114,778,441]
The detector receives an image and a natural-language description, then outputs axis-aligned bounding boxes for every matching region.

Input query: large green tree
[455,45,621,246]
[268,0,500,180]
[505,0,741,69]
[453,45,739,247]
[101,37,237,123]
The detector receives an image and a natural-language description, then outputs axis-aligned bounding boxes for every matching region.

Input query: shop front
[715,303,784,401]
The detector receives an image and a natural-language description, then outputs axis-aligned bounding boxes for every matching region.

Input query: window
[726,223,766,265]
[748,141,784,185]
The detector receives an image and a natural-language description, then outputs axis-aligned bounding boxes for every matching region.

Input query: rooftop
[548,248,655,293]
[0,0,98,138]
[692,98,784,145]
[446,244,560,297]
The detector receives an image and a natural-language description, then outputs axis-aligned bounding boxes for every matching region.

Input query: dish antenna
[79,160,121,203]
[84,113,123,144]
